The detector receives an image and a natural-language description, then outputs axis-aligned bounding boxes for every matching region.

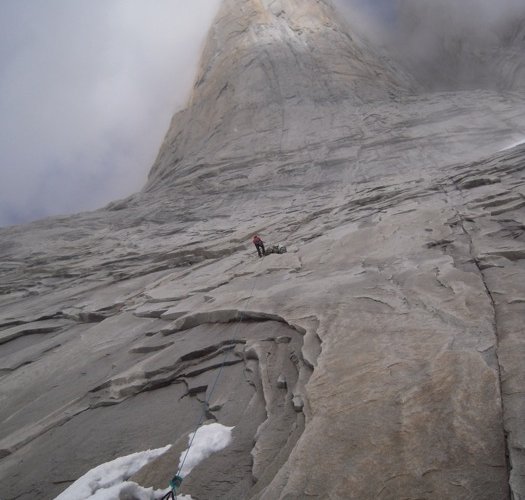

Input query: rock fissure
[456,211,513,494]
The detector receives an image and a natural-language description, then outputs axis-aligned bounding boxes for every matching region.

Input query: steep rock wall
[145,0,416,191]
[1,1,525,499]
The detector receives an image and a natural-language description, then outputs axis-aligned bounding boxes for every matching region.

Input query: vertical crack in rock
[453,199,513,497]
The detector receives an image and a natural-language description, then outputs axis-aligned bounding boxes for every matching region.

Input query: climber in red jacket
[252,235,265,258]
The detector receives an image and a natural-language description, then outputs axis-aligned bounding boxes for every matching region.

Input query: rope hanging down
[161,264,260,499]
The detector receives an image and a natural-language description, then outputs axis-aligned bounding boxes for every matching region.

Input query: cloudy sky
[0,0,221,227]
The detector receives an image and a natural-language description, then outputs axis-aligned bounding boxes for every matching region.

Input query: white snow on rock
[178,423,234,477]
[55,445,171,500]
[499,138,525,151]
[54,424,232,500]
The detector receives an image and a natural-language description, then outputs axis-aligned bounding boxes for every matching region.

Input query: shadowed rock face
[1,1,525,499]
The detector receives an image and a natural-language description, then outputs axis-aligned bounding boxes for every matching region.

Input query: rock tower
[1,1,525,498]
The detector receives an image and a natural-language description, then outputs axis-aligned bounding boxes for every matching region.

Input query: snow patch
[499,138,525,151]
[54,423,233,500]
[178,423,234,477]
[54,445,171,500]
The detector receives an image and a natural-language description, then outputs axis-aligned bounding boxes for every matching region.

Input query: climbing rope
[161,261,260,499]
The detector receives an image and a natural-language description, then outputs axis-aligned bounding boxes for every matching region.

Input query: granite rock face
[1,1,525,499]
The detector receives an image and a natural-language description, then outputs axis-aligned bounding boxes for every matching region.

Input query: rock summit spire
[146,0,413,190]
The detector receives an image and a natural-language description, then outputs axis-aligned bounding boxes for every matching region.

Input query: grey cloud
[334,0,525,89]
[0,0,221,227]
[394,0,525,89]
[334,0,525,39]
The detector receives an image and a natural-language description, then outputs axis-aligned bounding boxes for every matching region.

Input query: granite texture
[1,1,525,499]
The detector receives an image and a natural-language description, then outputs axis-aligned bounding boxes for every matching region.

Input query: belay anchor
[160,474,183,499]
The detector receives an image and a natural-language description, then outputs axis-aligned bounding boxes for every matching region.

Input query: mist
[0,0,221,227]
[334,0,525,89]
